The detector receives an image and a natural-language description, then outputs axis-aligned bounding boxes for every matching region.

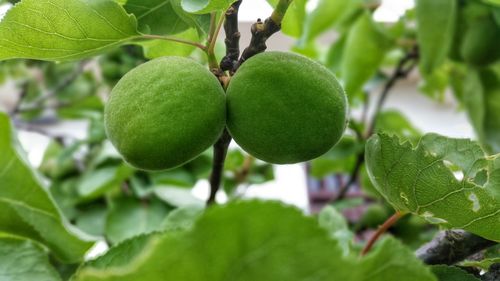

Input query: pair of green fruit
[105,52,348,171]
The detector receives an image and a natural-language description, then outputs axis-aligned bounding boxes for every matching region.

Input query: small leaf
[463,69,500,154]
[181,0,234,14]
[77,164,134,201]
[154,186,203,207]
[300,0,350,43]
[431,265,481,281]
[0,236,62,281]
[366,133,500,241]
[106,197,170,244]
[341,12,391,96]
[139,28,199,59]
[318,206,353,256]
[0,0,140,61]
[416,0,457,75]
[0,112,94,263]
[375,110,421,142]
[124,0,189,35]
[73,200,436,281]
[267,0,307,38]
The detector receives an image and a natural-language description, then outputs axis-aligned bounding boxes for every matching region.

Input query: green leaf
[375,110,421,142]
[171,0,211,35]
[106,197,170,244]
[310,135,362,178]
[431,265,481,281]
[267,0,307,38]
[124,0,189,35]
[154,186,203,207]
[366,133,500,241]
[181,0,234,14]
[416,0,457,75]
[461,257,500,271]
[0,0,140,61]
[0,236,62,281]
[341,11,391,96]
[73,200,436,281]
[160,205,204,232]
[299,0,351,43]
[77,164,134,201]
[0,112,94,263]
[318,206,353,256]
[463,69,500,154]
[139,28,198,58]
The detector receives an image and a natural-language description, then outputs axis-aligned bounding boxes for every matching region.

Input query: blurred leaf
[0,0,140,61]
[151,168,197,187]
[75,204,108,237]
[431,265,480,281]
[461,258,500,271]
[341,12,391,97]
[181,0,234,14]
[375,110,421,142]
[416,0,457,75]
[139,28,199,59]
[366,133,500,241]
[171,0,211,35]
[154,186,203,207]
[160,205,204,232]
[77,164,134,201]
[124,0,190,35]
[318,206,353,256]
[463,69,500,154]
[267,0,307,38]
[0,112,94,263]
[299,0,351,43]
[106,197,170,244]
[39,141,77,180]
[74,200,436,281]
[310,135,362,178]
[0,236,62,281]
[325,34,347,75]
[418,63,450,101]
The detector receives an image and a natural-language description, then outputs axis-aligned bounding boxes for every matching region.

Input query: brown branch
[235,0,292,69]
[365,46,419,138]
[207,129,231,206]
[220,0,242,73]
[333,47,419,201]
[361,212,405,256]
[416,230,497,265]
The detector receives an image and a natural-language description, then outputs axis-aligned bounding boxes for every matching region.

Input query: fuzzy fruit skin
[105,57,225,171]
[226,52,348,164]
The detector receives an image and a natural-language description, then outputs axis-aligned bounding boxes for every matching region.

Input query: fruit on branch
[226,52,348,164]
[105,57,226,171]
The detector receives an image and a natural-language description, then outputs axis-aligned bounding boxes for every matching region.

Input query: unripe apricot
[105,57,225,171]
[226,52,348,164]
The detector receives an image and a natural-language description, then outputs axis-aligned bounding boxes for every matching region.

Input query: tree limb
[416,230,497,265]
[235,0,293,70]
[220,0,242,74]
[207,129,231,206]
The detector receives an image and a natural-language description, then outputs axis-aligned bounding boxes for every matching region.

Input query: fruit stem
[207,129,232,206]
[206,12,226,71]
[220,0,243,74]
[235,0,293,70]
[140,34,206,50]
[361,211,405,256]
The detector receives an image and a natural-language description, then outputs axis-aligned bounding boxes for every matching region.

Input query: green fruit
[226,52,348,164]
[460,2,500,66]
[105,57,225,171]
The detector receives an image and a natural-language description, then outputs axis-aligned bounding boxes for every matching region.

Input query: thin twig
[141,34,206,50]
[361,212,405,256]
[332,47,419,201]
[220,0,242,73]
[207,129,232,206]
[365,46,419,138]
[235,0,293,70]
